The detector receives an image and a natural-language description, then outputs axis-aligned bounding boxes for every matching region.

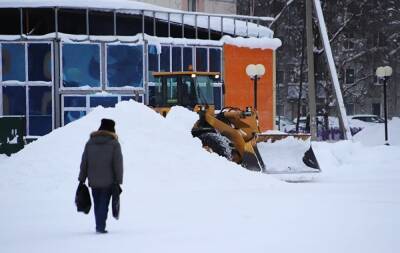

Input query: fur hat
[98,118,116,133]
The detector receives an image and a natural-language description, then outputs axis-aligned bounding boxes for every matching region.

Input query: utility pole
[313,0,352,140]
[306,0,317,140]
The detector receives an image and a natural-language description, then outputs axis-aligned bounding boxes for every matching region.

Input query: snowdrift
[1,101,400,253]
[353,117,400,146]
[0,101,278,192]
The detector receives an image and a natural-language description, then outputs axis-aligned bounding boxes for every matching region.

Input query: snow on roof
[0,0,274,38]
[0,33,282,50]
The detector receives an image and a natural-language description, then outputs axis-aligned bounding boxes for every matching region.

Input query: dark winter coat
[79,130,123,188]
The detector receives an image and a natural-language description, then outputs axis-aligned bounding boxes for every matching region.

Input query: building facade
[136,0,237,14]
[0,0,278,140]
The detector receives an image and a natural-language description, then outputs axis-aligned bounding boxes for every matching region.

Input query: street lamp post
[376,66,393,145]
[246,64,265,110]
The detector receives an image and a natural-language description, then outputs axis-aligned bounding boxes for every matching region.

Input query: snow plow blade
[255,133,321,175]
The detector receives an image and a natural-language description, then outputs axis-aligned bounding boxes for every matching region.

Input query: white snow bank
[1,101,400,253]
[0,101,275,193]
[353,117,400,146]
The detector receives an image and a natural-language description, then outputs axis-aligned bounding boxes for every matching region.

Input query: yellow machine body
[150,71,320,173]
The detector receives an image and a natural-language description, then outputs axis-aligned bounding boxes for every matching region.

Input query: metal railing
[8,6,274,40]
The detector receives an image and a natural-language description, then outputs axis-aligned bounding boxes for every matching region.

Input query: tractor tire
[198,132,233,161]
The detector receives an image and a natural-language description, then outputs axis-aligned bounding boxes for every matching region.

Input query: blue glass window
[64,111,86,125]
[29,86,52,136]
[213,86,222,110]
[1,43,25,81]
[160,46,170,72]
[183,47,193,71]
[28,43,52,81]
[2,86,26,115]
[196,48,207,72]
[172,47,182,72]
[148,45,158,72]
[209,48,221,72]
[121,95,140,102]
[107,45,143,88]
[90,96,118,108]
[64,96,86,107]
[62,43,100,88]
[148,45,158,83]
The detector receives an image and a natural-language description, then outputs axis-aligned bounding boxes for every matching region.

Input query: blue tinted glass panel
[213,86,222,110]
[29,116,52,136]
[121,96,143,103]
[196,48,207,72]
[148,86,156,106]
[29,86,52,136]
[160,46,170,72]
[64,96,86,107]
[148,45,158,72]
[172,47,182,72]
[108,45,143,87]
[183,47,193,71]
[1,43,25,81]
[64,111,86,125]
[209,48,221,72]
[28,43,52,81]
[29,86,52,116]
[62,44,100,87]
[2,86,26,115]
[90,96,118,108]
[121,96,133,101]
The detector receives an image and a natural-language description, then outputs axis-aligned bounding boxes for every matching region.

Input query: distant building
[136,0,237,14]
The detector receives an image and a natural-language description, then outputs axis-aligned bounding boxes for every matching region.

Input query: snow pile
[0,101,275,192]
[257,136,311,172]
[1,101,400,253]
[221,35,282,50]
[353,117,400,146]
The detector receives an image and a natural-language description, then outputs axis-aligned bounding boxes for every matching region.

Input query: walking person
[78,118,123,234]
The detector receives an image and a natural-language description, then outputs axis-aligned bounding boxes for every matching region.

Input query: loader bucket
[241,141,265,172]
[255,133,321,174]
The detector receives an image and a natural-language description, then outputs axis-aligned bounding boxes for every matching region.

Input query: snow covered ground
[0,101,399,253]
[353,117,400,146]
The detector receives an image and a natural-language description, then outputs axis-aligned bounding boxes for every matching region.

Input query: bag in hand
[112,184,122,220]
[75,183,91,214]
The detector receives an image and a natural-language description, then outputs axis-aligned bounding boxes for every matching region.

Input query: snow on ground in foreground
[1,101,400,253]
[353,117,400,146]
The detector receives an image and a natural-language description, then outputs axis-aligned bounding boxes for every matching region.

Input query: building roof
[0,0,274,38]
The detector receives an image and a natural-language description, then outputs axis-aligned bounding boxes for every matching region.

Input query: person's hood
[89,130,118,144]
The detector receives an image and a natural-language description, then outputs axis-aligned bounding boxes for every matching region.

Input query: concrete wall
[133,0,183,10]
[204,0,236,14]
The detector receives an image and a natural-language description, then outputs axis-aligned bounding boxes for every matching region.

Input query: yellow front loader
[150,71,320,174]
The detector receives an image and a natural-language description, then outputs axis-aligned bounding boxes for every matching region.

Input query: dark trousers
[91,187,112,231]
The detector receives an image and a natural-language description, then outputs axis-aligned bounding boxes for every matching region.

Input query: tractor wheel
[198,132,233,161]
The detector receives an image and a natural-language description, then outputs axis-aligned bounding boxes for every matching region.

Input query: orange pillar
[223,44,275,132]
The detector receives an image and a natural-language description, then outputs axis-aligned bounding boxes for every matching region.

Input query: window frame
[105,42,145,90]
[0,41,54,137]
[61,93,144,126]
[345,68,355,84]
[195,46,208,72]
[60,41,103,91]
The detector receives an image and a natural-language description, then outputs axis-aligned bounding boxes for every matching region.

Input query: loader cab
[149,72,220,109]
